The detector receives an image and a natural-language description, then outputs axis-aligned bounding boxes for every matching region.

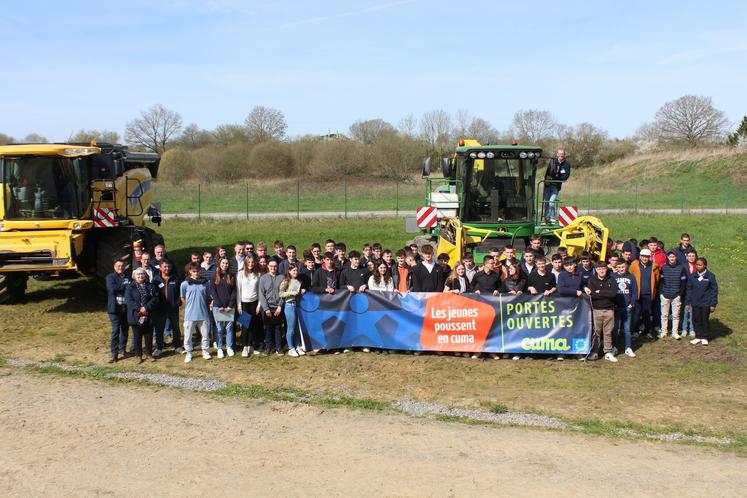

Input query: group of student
[105,233,718,364]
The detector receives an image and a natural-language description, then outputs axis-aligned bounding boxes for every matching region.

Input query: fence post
[395,181,399,216]
[680,186,684,214]
[197,183,201,220]
[344,177,348,219]
[296,178,300,220]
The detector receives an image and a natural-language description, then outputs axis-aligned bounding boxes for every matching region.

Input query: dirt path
[0,369,744,497]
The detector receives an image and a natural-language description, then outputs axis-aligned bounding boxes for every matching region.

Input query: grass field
[1,214,746,450]
[156,149,747,214]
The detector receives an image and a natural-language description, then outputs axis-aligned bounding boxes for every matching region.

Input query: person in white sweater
[368,261,394,291]
[236,256,261,357]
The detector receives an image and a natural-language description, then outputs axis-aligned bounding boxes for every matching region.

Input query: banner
[297,291,592,355]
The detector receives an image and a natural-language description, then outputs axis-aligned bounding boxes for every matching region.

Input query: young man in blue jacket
[542,148,571,223]
[106,260,130,362]
[152,260,182,356]
[686,257,718,345]
[659,250,687,339]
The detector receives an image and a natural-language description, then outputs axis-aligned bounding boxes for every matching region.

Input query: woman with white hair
[125,267,159,363]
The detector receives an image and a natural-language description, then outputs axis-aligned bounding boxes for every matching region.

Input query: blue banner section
[297,291,592,355]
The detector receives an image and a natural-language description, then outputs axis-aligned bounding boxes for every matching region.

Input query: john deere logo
[520,337,571,351]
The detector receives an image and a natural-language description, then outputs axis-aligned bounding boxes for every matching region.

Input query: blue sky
[2,0,746,141]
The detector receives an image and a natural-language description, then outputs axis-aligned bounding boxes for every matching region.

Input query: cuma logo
[520,337,571,351]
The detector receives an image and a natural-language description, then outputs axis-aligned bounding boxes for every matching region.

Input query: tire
[405,234,437,251]
[94,226,165,283]
[0,273,28,304]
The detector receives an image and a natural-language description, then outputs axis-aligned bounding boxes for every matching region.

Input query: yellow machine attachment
[553,215,609,262]
[436,217,509,267]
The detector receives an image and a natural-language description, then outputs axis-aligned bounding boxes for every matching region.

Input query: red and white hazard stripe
[93,208,118,228]
[416,206,438,228]
[558,206,578,227]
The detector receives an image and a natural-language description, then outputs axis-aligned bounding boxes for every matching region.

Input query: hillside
[562,148,747,210]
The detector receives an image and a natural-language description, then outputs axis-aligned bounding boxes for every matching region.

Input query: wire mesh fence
[155,176,747,218]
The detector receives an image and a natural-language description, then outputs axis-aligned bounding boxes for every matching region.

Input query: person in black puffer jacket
[659,251,687,339]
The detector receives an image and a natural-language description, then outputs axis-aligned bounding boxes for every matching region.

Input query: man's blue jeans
[615,305,633,350]
[543,184,559,220]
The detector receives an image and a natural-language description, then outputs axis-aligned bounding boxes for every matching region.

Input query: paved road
[163,208,747,220]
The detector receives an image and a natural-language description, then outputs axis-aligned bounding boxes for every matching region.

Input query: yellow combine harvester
[0,143,163,303]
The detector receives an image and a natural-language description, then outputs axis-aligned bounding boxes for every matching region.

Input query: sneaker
[512,355,521,361]
[275,348,284,356]
[184,353,192,363]
[153,349,162,358]
[690,338,702,345]
[587,352,599,361]
[202,351,212,360]
[108,356,117,363]
[658,332,666,339]
[227,347,235,357]
[604,352,618,363]
[470,354,480,359]
[625,347,636,358]
[288,348,300,358]
[343,349,352,353]
[362,347,371,353]
[488,353,500,360]
[645,333,654,341]
[217,349,225,359]
[672,333,681,340]
[213,341,218,351]
[413,351,422,356]
[688,331,696,338]
[241,347,249,357]
[700,339,709,345]
[556,355,564,361]
[297,347,306,356]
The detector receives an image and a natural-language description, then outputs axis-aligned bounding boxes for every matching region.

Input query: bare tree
[125,104,183,153]
[653,95,728,145]
[23,133,48,143]
[177,123,214,149]
[466,117,500,144]
[511,109,557,143]
[349,118,396,144]
[419,109,453,154]
[558,122,608,168]
[397,114,418,137]
[454,108,472,139]
[69,129,120,144]
[0,133,16,145]
[213,124,248,146]
[244,105,287,143]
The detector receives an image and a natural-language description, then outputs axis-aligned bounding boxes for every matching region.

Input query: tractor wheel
[0,273,28,304]
[94,226,165,283]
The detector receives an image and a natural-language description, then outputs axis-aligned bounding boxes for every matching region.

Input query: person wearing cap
[659,250,687,339]
[629,248,661,340]
[585,261,619,362]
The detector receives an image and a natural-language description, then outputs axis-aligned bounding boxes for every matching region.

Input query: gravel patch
[107,372,225,392]
[6,358,96,372]
[617,428,733,445]
[395,399,569,429]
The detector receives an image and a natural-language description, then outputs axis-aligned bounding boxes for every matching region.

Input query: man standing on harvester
[543,148,571,223]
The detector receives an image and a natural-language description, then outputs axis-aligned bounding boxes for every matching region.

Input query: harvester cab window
[3,156,84,220]
[465,156,535,223]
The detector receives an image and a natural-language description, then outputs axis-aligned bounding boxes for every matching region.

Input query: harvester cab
[414,139,608,266]
[0,143,164,303]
